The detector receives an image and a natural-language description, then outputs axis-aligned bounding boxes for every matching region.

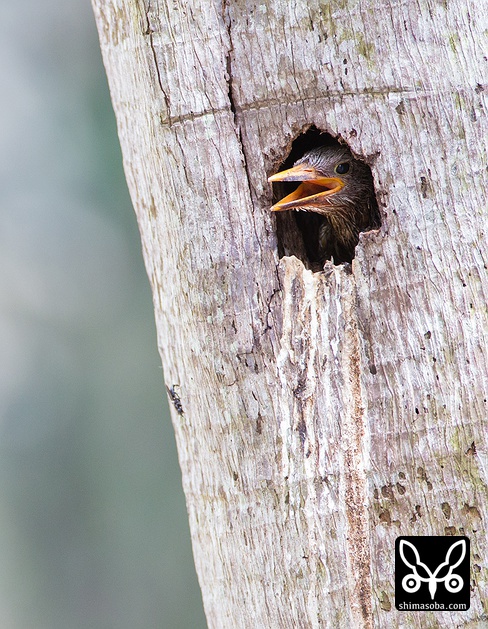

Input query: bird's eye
[335,162,350,174]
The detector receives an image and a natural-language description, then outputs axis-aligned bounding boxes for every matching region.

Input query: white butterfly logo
[399,539,466,600]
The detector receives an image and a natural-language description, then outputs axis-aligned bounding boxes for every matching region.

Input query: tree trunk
[92,0,487,626]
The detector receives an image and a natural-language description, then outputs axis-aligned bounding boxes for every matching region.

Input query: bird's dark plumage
[268,145,379,264]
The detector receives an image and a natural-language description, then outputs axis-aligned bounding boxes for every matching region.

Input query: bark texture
[92,0,488,626]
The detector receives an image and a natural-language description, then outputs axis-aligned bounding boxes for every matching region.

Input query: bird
[268,145,380,265]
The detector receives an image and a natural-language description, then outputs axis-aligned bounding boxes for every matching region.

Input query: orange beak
[268,163,345,211]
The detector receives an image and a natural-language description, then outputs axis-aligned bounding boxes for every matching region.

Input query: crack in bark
[222,0,253,194]
[341,274,372,628]
[225,45,237,119]
[262,285,281,335]
[155,85,441,126]
[222,0,269,309]
[145,2,171,120]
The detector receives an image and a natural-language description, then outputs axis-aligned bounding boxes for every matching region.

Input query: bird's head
[268,145,372,216]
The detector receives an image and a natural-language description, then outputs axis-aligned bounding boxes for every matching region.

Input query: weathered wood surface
[92,0,488,626]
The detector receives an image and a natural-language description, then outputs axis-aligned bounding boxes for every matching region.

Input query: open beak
[268,163,345,212]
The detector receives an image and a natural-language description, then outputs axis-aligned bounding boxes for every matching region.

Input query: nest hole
[270,126,380,271]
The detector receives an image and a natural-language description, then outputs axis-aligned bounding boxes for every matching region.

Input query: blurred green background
[0,1,206,627]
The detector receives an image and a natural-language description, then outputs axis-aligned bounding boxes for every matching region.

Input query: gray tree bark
[92,0,488,626]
